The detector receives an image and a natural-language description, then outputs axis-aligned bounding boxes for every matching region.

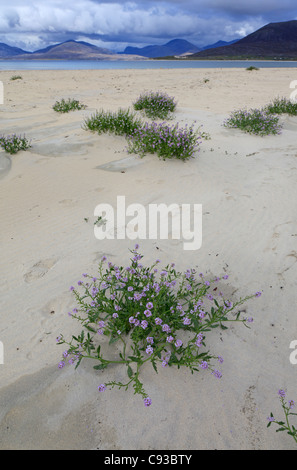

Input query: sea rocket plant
[57,245,261,406]
[267,389,297,445]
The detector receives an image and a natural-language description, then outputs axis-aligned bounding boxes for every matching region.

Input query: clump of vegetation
[223,108,282,136]
[53,98,86,113]
[126,121,201,161]
[0,134,31,154]
[267,389,297,446]
[246,66,259,71]
[10,75,23,81]
[133,91,177,120]
[265,97,297,116]
[57,245,261,406]
[83,108,142,136]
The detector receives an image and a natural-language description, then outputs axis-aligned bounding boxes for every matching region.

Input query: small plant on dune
[223,108,282,136]
[10,75,23,81]
[0,134,31,154]
[267,389,297,446]
[265,97,297,116]
[53,98,86,113]
[83,108,142,136]
[133,91,177,120]
[57,245,261,407]
[126,121,201,161]
[246,66,259,71]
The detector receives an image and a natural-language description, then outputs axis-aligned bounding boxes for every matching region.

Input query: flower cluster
[57,245,260,406]
[126,121,201,161]
[133,91,177,120]
[0,134,31,154]
[83,92,205,161]
[223,108,282,136]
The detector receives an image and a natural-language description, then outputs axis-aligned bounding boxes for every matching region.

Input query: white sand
[0,68,297,449]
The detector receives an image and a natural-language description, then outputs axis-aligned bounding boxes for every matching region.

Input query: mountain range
[1,40,145,60]
[120,38,240,58]
[0,20,296,60]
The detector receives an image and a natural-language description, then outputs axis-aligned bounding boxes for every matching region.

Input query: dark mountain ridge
[189,20,297,59]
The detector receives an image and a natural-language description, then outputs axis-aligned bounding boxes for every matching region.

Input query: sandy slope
[0,68,297,450]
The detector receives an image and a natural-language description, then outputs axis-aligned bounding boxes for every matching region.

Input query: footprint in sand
[24,258,57,283]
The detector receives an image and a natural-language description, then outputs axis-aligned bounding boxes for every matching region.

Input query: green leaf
[93,364,107,370]
[127,365,133,378]
[128,356,140,362]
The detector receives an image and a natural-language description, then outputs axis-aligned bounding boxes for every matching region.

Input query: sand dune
[0,68,297,449]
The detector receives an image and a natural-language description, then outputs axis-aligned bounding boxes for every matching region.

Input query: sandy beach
[0,67,297,450]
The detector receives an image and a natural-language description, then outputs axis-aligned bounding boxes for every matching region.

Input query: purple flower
[267,416,275,422]
[166,335,174,343]
[144,397,152,407]
[98,384,106,392]
[183,317,191,326]
[146,345,154,355]
[144,309,152,317]
[146,302,153,309]
[128,286,133,291]
[162,323,171,333]
[212,370,222,379]
[58,361,65,369]
[278,389,286,398]
[255,291,262,297]
[175,339,183,348]
[155,317,163,325]
[146,336,154,344]
[141,320,148,329]
[69,286,75,291]
[218,356,224,364]
[200,361,208,369]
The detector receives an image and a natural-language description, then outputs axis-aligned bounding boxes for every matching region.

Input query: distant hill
[8,40,146,60]
[0,43,30,58]
[189,20,297,59]
[119,39,200,58]
[201,39,240,50]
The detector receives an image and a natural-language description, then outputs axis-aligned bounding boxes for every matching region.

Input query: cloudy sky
[0,0,297,52]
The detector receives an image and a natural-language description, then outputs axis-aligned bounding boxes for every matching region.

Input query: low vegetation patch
[83,108,142,136]
[0,134,31,154]
[133,91,177,120]
[57,245,261,406]
[246,66,259,71]
[223,108,283,136]
[53,98,86,113]
[265,97,297,116]
[10,75,23,81]
[126,121,201,161]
